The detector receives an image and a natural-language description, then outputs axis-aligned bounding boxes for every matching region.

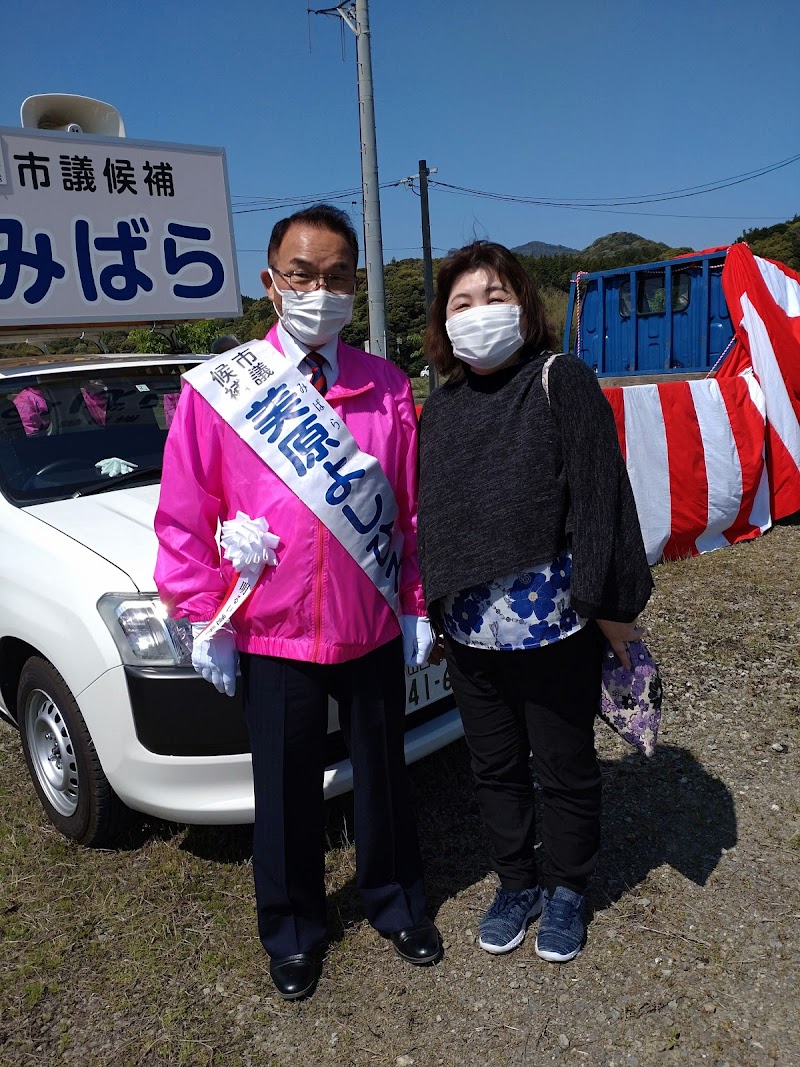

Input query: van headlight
[97,594,193,666]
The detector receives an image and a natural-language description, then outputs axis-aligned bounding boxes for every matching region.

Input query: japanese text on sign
[1,217,225,306]
[13,150,179,197]
[0,127,240,328]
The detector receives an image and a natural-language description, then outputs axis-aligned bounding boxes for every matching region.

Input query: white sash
[184,339,403,617]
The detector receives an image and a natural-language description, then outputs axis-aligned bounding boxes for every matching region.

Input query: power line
[460,204,792,221]
[231,186,361,202]
[398,179,789,221]
[231,178,407,215]
[230,149,799,223]
[427,150,800,209]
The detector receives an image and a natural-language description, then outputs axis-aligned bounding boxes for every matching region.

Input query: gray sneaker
[534,886,585,962]
[478,886,543,954]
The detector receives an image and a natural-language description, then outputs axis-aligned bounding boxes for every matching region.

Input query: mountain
[581,231,689,261]
[513,220,800,274]
[511,239,579,257]
[512,231,694,263]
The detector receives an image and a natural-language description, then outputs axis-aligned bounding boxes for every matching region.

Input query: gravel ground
[1,519,798,1067]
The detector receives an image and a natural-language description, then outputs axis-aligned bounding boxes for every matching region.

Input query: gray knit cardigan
[417,349,653,623]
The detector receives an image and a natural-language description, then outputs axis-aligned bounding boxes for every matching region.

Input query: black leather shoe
[389,918,444,965]
[269,947,325,1000]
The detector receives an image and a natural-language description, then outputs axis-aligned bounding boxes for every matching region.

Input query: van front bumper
[76,664,462,824]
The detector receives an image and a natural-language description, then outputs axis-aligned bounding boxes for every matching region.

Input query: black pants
[444,623,603,896]
[241,637,428,959]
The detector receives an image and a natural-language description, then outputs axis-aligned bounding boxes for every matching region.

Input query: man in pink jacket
[154,204,441,1000]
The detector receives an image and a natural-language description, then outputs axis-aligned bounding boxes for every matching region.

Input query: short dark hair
[425,241,556,381]
[267,203,359,266]
[209,334,241,354]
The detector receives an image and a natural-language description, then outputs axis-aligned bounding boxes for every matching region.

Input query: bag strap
[541,352,560,404]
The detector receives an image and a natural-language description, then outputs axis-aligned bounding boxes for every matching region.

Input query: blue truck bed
[563,250,734,377]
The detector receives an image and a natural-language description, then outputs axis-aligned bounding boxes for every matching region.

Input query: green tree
[125,328,172,354]
[341,269,369,350]
[125,320,228,354]
[741,216,800,272]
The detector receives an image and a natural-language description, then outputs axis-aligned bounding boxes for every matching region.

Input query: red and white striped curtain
[602,243,800,563]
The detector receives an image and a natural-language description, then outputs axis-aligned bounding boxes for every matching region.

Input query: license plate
[405,660,451,714]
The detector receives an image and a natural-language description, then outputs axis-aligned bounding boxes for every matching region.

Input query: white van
[0,354,462,845]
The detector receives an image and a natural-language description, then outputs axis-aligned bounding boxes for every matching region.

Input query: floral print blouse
[440,549,587,651]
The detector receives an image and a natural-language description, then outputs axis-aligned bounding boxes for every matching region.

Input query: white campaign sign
[0,127,240,328]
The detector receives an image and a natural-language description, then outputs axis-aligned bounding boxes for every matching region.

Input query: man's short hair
[209,334,241,354]
[267,203,359,266]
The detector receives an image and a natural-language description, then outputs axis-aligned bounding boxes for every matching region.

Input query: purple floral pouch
[599,639,663,757]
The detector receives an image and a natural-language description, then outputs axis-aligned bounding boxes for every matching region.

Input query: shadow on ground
[320,739,738,934]
[590,741,737,913]
[133,737,736,941]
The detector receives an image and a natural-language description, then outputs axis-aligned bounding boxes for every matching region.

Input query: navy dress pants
[241,637,428,959]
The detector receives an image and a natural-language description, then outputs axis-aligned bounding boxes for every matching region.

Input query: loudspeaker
[20,94,125,137]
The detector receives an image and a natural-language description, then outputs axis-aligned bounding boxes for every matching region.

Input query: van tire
[18,657,133,846]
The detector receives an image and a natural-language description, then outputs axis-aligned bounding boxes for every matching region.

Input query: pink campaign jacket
[154,326,425,664]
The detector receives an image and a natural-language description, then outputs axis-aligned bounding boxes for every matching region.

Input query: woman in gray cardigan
[418,241,653,963]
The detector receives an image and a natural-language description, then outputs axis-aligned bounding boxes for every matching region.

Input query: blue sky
[4,0,799,297]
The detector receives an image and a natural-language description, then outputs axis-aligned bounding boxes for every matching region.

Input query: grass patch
[410,375,430,406]
[0,523,798,1065]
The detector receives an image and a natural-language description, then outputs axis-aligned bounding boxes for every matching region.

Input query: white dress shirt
[276,321,340,390]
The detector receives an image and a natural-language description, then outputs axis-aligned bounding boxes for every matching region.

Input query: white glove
[400,615,435,668]
[191,623,238,697]
[95,457,138,478]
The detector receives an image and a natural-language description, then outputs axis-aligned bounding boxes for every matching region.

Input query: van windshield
[0,362,197,505]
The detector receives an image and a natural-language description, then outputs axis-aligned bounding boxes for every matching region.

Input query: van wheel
[18,657,132,846]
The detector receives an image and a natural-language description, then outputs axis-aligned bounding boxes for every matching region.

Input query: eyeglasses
[270,266,357,295]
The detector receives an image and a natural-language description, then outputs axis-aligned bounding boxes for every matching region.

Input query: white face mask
[271,279,354,347]
[446,303,524,370]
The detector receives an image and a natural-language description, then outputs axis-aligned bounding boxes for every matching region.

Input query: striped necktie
[305,351,328,396]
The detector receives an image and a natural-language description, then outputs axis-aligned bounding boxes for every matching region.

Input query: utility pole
[418,159,439,390]
[312,1,388,357]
